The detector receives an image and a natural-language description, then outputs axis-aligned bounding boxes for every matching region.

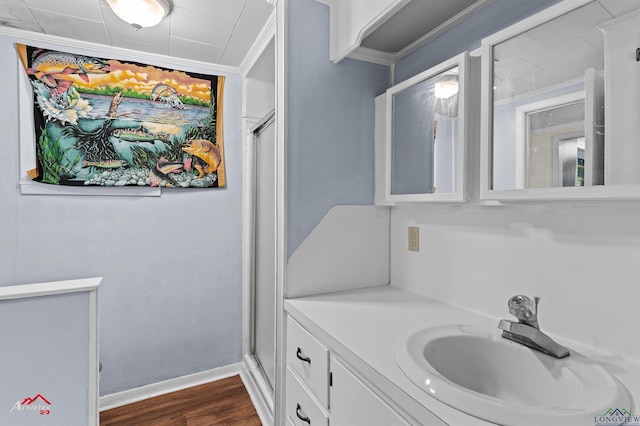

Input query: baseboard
[99,363,243,412]
[240,356,274,426]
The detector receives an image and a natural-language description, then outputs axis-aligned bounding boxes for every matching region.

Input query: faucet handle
[508,295,540,329]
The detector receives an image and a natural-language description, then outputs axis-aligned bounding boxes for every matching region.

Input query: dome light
[106,0,172,30]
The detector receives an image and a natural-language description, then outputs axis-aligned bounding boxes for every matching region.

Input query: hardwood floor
[100,375,262,426]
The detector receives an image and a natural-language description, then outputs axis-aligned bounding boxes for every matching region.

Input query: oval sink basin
[397,325,631,426]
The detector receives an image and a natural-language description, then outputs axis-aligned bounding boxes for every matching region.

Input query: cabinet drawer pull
[296,347,311,364]
[296,403,311,424]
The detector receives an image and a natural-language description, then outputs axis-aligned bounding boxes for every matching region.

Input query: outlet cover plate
[408,226,419,252]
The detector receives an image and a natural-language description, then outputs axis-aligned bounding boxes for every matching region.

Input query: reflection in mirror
[516,94,593,188]
[490,0,613,191]
[557,135,585,187]
[381,51,467,204]
[391,66,459,195]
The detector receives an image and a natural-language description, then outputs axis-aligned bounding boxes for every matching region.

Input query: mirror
[384,51,467,203]
[481,0,640,200]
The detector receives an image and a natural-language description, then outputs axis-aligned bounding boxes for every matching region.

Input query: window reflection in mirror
[518,96,595,188]
[490,1,610,191]
[391,66,459,195]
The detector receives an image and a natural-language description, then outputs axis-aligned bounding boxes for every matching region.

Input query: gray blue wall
[285,0,563,256]
[286,0,390,256]
[0,34,243,395]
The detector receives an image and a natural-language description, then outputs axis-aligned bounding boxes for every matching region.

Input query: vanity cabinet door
[330,356,411,426]
[286,316,330,407]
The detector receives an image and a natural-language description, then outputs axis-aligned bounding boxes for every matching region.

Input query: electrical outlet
[408,226,419,252]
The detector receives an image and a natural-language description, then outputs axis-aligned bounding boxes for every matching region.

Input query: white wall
[287,205,390,298]
[0,33,244,395]
[390,205,640,360]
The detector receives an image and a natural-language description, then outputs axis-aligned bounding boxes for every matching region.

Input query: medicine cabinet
[376,51,468,204]
[480,0,640,201]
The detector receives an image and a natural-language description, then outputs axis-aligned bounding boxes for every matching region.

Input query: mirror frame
[480,0,640,201]
[384,51,468,203]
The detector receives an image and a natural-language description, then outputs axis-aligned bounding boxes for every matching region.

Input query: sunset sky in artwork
[73,60,212,103]
[15,44,212,104]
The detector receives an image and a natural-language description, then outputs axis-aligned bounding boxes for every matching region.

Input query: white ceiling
[0,0,274,68]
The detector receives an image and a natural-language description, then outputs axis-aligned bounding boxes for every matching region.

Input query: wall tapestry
[16,44,225,188]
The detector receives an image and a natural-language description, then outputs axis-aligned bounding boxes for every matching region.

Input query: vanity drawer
[286,316,330,407]
[286,367,329,426]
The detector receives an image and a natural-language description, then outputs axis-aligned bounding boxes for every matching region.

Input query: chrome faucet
[498,295,570,358]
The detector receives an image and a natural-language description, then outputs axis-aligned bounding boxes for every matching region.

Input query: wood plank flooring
[100,375,262,426]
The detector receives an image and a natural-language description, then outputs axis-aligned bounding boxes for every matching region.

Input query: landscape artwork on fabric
[16,44,226,188]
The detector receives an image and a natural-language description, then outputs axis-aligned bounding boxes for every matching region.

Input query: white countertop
[285,285,640,425]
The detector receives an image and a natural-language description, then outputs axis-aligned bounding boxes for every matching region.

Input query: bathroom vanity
[284,286,480,425]
[284,285,639,426]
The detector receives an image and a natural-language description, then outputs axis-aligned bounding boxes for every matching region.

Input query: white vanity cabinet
[285,316,414,425]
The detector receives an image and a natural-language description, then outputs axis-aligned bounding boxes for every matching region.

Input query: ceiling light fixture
[106,0,172,30]
[434,80,459,99]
